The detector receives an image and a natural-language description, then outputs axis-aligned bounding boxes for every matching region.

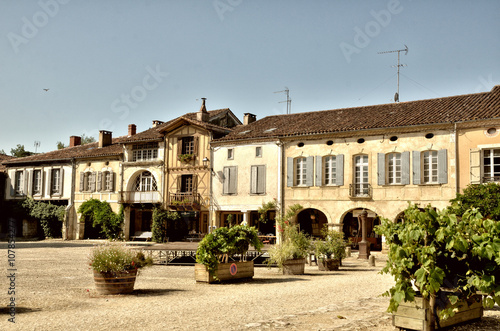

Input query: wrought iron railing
[349,184,372,198]
[168,192,203,210]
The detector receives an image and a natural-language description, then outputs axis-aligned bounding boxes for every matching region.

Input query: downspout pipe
[454,122,459,194]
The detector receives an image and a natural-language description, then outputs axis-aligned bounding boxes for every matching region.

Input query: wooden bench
[131,231,152,241]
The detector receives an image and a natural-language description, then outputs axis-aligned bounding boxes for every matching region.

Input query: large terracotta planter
[195,261,254,283]
[318,258,340,271]
[93,269,137,294]
[393,294,483,330]
[282,258,306,275]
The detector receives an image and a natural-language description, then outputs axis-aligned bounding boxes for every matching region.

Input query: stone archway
[341,208,382,251]
[297,208,327,238]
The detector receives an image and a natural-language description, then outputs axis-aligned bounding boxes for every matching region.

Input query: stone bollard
[345,247,351,257]
[368,255,376,266]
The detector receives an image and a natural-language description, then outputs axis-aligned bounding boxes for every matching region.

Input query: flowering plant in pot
[263,202,311,274]
[89,243,153,294]
[313,225,348,271]
[195,225,263,283]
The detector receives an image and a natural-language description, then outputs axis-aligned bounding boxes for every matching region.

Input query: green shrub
[450,182,500,221]
[22,197,65,238]
[78,199,123,240]
[151,208,180,243]
[89,243,153,273]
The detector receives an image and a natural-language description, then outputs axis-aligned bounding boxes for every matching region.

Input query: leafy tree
[78,199,123,239]
[10,144,34,157]
[0,149,6,155]
[56,141,66,150]
[450,182,500,221]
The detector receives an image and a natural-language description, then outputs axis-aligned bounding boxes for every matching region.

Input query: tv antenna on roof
[378,45,408,102]
[34,141,40,153]
[274,87,291,114]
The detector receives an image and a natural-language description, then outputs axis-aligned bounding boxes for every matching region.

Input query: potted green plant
[313,225,348,271]
[177,153,194,163]
[376,203,500,330]
[263,203,311,275]
[195,225,263,283]
[89,243,153,294]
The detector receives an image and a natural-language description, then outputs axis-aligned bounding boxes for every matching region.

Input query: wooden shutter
[90,172,96,192]
[250,166,258,194]
[257,165,266,194]
[111,172,116,192]
[46,169,52,196]
[305,156,314,187]
[336,154,344,186]
[193,136,199,156]
[59,168,64,195]
[315,156,323,186]
[229,166,237,194]
[177,138,183,155]
[177,175,182,193]
[438,149,448,184]
[27,170,33,196]
[192,174,198,193]
[223,167,230,194]
[469,148,481,184]
[377,153,385,186]
[97,172,102,192]
[9,171,15,197]
[413,151,421,185]
[286,157,294,187]
[401,151,410,185]
[80,173,85,192]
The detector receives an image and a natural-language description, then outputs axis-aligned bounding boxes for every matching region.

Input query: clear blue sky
[1,0,499,154]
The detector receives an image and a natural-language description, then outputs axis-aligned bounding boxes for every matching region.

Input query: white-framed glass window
[483,148,500,182]
[227,148,234,160]
[181,137,194,155]
[324,156,337,185]
[134,171,157,192]
[32,170,42,195]
[256,146,262,158]
[354,155,369,196]
[295,157,307,186]
[14,171,24,195]
[51,169,61,194]
[387,153,402,184]
[423,150,438,184]
[104,171,113,191]
[132,143,158,162]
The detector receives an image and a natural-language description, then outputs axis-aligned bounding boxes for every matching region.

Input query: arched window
[134,171,157,192]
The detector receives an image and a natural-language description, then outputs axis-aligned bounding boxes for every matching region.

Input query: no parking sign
[229,263,237,276]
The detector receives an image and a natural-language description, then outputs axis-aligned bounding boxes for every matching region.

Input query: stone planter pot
[282,258,306,275]
[195,261,254,283]
[318,258,340,271]
[93,269,137,295]
[393,294,483,330]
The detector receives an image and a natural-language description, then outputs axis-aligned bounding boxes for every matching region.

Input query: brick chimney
[243,113,256,125]
[69,136,81,147]
[197,98,209,122]
[128,124,136,136]
[99,130,112,148]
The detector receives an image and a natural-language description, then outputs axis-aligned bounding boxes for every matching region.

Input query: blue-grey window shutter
[80,173,85,192]
[286,157,294,187]
[438,149,448,184]
[258,165,266,194]
[306,156,314,187]
[46,169,52,196]
[223,167,230,194]
[230,166,237,194]
[250,166,257,194]
[111,172,116,192]
[90,172,96,192]
[97,172,102,192]
[401,151,410,185]
[60,168,64,195]
[413,151,421,185]
[315,156,323,186]
[377,153,385,186]
[336,154,344,186]
[9,173,14,197]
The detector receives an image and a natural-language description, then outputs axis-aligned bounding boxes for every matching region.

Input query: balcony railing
[168,192,203,211]
[349,184,372,199]
[120,191,162,204]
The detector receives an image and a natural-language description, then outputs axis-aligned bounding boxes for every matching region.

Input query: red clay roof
[214,86,500,143]
[0,154,14,171]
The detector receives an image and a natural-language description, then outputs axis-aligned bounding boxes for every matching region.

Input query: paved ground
[0,239,498,331]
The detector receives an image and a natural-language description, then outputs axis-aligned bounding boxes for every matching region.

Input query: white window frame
[134,171,157,192]
[423,150,438,184]
[387,153,402,184]
[324,155,337,185]
[32,169,42,195]
[354,155,369,196]
[132,143,158,162]
[51,169,61,195]
[14,170,24,196]
[255,146,262,158]
[104,171,113,191]
[295,157,307,186]
[482,148,500,182]
[227,148,234,160]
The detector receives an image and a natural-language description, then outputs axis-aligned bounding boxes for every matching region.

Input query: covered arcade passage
[342,208,382,251]
[296,208,327,238]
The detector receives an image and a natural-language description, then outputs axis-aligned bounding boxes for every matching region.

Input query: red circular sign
[229,263,238,276]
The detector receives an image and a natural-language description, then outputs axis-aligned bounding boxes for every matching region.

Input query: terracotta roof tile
[0,154,14,171]
[214,86,500,143]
